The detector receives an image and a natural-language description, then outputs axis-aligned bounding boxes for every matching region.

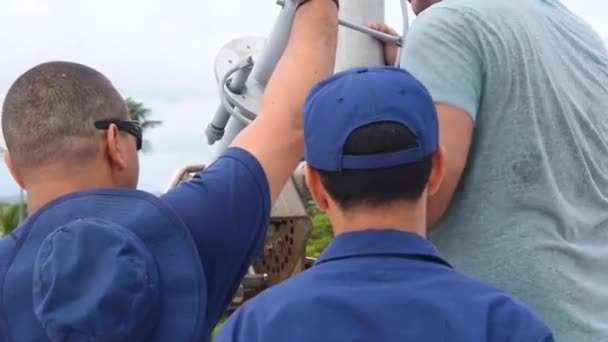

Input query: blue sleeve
[400,6,483,121]
[214,305,260,342]
[160,147,270,334]
[0,227,25,272]
[0,237,14,275]
[539,333,555,342]
[487,294,555,342]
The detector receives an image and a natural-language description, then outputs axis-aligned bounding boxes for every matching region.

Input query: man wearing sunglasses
[94,120,144,151]
[0,0,338,341]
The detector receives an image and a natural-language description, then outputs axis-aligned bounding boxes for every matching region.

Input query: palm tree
[126,97,162,153]
[0,147,26,235]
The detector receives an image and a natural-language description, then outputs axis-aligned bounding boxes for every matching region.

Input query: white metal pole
[335,0,386,71]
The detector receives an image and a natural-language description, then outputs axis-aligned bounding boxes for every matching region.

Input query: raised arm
[369,8,481,228]
[161,1,338,334]
[231,0,339,204]
[399,7,479,228]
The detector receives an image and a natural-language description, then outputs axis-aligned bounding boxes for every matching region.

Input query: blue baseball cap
[303,66,438,171]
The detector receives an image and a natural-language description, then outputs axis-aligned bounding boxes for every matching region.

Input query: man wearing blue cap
[215,66,554,341]
[0,0,338,341]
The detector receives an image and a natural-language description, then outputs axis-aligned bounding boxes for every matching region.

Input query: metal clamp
[218,57,257,125]
[339,19,402,47]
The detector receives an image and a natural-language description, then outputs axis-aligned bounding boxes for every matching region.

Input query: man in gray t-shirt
[371,0,608,340]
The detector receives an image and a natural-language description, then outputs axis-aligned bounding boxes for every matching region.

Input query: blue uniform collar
[315,229,452,268]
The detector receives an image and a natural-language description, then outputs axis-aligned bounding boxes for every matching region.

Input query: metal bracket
[214,36,267,123]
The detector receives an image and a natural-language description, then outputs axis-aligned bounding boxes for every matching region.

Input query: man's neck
[328,201,427,237]
[25,171,118,215]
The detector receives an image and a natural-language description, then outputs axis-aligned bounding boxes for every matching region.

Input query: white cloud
[0,0,606,197]
[0,0,282,196]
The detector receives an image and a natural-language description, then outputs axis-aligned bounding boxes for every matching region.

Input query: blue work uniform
[216,230,554,342]
[0,147,270,341]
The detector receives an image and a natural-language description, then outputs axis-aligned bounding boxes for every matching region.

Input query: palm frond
[126,97,152,122]
[125,97,162,154]
[141,120,163,130]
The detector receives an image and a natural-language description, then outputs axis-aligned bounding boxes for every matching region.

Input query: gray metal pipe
[205,59,254,145]
[336,0,385,71]
[209,111,248,161]
[209,1,298,162]
[250,0,298,88]
[227,61,254,94]
[205,106,231,145]
[210,0,392,162]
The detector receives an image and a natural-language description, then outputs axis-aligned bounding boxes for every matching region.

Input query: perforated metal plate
[253,217,311,285]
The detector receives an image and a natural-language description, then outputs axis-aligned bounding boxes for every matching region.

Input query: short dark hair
[317,121,432,210]
[1,61,129,170]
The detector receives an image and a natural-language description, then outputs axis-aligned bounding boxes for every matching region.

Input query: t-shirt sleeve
[400,6,483,121]
[160,147,270,332]
[214,304,260,342]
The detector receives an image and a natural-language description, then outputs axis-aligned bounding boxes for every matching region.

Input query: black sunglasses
[94,119,143,151]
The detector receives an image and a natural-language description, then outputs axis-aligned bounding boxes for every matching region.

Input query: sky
[0,0,605,198]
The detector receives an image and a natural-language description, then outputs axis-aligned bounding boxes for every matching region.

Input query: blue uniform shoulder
[446,270,554,341]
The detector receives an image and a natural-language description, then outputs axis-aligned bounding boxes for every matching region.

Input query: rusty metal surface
[252,215,311,286]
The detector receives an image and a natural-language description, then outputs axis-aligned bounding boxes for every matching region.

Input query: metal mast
[167,0,408,311]
[336,0,386,71]
[205,0,394,160]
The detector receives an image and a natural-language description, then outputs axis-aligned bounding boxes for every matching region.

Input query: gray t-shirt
[401,0,608,340]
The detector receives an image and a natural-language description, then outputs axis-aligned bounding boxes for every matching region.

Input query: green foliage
[306,202,333,258]
[0,148,26,237]
[0,202,27,237]
[212,317,226,338]
[126,97,162,153]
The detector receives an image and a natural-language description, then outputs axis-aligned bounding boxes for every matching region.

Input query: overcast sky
[0,0,605,197]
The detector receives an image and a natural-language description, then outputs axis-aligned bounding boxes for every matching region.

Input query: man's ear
[4,150,25,189]
[304,164,330,211]
[104,124,128,170]
[427,145,445,196]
